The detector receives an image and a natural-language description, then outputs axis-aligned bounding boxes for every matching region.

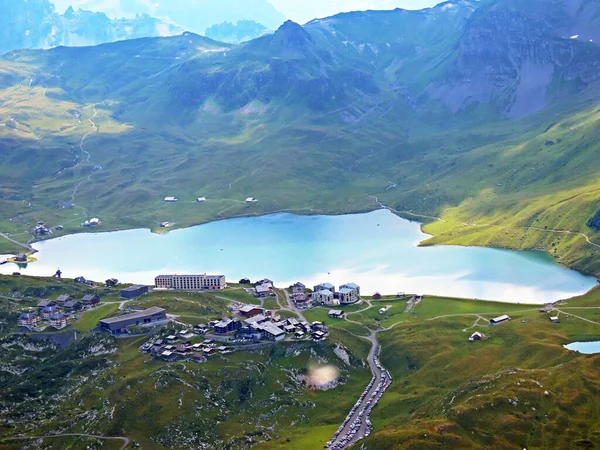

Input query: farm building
[490,315,511,325]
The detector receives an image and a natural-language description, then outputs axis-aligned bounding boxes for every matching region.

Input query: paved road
[326,330,391,449]
[279,289,308,322]
[6,433,129,450]
[0,231,35,253]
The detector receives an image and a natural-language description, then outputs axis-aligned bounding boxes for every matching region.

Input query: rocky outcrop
[430,0,600,117]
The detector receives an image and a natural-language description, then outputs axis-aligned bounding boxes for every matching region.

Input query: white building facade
[155,274,227,290]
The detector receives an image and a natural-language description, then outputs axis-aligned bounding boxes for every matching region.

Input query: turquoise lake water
[0,209,596,303]
[564,341,600,354]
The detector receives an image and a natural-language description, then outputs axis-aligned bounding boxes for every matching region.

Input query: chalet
[372,292,382,300]
[82,294,101,307]
[328,309,344,319]
[239,305,264,318]
[214,318,242,334]
[176,345,191,354]
[160,222,170,228]
[313,289,338,306]
[161,350,177,361]
[490,315,511,325]
[64,300,83,311]
[550,316,560,323]
[245,197,258,203]
[286,318,299,327]
[194,324,207,335]
[255,284,273,298]
[254,279,274,288]
[311,321,325,331]
[203,347,216,356]
[41,305,61,319]
[468,332,483,342]
[55,294,72,305]
[13,254,27,262]
[49,313,68,329]
[261,323,285,341]
[120,285,149,299]
[291,282,306,294]
[191,343,203,352]
[18,312,40,328]
[105,278,119,287]
[166,335,178,343]
[164,197,178,203]
[283,325,296,334]
[37,299,56,309]
[312,331,326,341]
[190,354,207,363]
[295,331,305,339]
[314,282,335,293]
[293,293,311,308]
[99,307,167,334]
[197,197,207,203]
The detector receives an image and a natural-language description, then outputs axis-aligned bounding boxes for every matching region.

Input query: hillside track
[370,196,600,250]
[6,434,129,449]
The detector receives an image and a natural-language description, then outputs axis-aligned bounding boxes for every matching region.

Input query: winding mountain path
[69,105,99,205]
[6,434,129,449]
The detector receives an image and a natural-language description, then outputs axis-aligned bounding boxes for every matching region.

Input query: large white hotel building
[154,274,227,291]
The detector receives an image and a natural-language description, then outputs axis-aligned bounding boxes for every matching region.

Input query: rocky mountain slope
[0,0,600,274]
[0,0,182,54]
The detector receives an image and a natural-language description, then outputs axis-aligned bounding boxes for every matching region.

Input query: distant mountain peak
[274,20,314,47]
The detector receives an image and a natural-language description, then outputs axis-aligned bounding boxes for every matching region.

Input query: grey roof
[82,294,99,301]
[19,312,37,319]
[240,304,263,313]
[214,318,233,328]
[319,282,335,289]
[64,301,82,308]
[341,282,359,289]
[329,309,344,316]
[56,295,71,301]
[316,289,333,296]
[245,314,267,325]
[339,288,353,294]
[100,307,165,325]
[262,323,285,336]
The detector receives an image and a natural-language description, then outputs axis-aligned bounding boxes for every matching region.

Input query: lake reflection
[1,209,596,304]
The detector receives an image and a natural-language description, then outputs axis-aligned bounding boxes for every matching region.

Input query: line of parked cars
[324,355,393,449]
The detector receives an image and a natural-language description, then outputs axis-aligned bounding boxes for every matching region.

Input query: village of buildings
[15,272,365,363]
[15,267,543,364]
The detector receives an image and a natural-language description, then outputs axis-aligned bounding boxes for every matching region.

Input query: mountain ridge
[0,0,600,276]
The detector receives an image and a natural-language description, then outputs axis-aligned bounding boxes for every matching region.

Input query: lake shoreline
[1,209,596,304]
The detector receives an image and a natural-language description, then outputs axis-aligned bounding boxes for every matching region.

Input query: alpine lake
[1,209,596,304]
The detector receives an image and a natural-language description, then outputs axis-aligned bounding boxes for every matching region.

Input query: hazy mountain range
[1,0,600,276]
[0,0,183,54]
